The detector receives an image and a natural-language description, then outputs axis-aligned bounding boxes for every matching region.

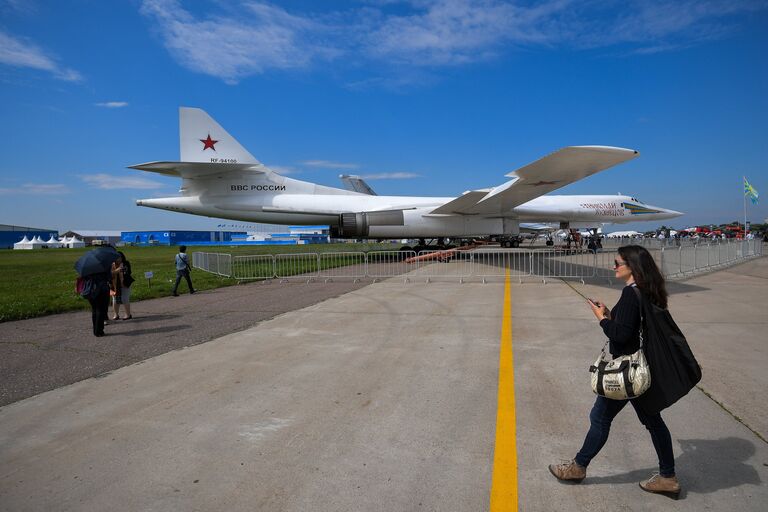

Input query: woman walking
[111,251,134,320]
[549,245,681,499]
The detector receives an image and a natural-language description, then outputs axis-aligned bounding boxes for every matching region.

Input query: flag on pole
[744,177,759,204]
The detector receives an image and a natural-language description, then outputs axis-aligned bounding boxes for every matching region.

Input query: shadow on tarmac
[112,313,181,322]
[585,437,761,494]
[576,279,712,296]
[117,324,191,336]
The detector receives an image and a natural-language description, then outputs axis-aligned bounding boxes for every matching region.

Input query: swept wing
[430,146,638,215]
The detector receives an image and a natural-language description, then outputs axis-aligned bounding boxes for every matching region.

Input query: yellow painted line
[490,269,518,511]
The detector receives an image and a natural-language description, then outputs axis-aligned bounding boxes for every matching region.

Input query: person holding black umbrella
[75,245,119,337]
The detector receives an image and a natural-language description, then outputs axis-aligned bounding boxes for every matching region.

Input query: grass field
[0,243,397,323]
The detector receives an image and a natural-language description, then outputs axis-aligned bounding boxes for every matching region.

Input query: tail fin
[179,107,259,164]
[339,174,378,195]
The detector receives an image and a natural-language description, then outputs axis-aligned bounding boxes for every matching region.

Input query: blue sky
[1,0,766,233]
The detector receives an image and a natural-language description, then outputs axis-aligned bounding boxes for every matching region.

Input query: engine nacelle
[332,211,406,238]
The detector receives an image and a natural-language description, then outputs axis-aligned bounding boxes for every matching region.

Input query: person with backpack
[172,245,195,296]
[549,245,682,499]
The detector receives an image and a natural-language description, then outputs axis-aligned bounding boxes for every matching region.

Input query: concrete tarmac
[1,257,766,511]
[0,279,370,407]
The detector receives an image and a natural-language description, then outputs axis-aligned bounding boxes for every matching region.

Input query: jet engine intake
[333,211,405,238]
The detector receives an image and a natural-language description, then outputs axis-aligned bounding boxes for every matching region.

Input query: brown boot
[548,460,586,483]
[639,473,681,499]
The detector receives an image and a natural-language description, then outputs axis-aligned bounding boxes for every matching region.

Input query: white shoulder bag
[589,289,651,400]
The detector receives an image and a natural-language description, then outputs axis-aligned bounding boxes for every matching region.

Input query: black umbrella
[74,246,119,277]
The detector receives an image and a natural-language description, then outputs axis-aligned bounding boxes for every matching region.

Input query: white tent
[13,235,32,250]
[69,237,86,248]
[46,235,63,248]
[606,231,642,238]
[27,236,46,249]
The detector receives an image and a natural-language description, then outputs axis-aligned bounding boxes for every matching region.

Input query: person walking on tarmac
[75,244,119,337]
[548,245,681,499]
[172,245,195,296]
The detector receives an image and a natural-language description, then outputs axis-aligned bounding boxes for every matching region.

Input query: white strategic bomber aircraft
[132,108,682,247]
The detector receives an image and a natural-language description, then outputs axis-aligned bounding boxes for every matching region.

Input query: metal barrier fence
[415,250,473,281]
[192,252,232,277]
[232,255,275,280]
[367,251,417,279]
[660,240,762,277]
[473,249,532,279]
[192,240,763,282]
[601,236,752,249]
[275,253,319,280]
[319,252,367,280]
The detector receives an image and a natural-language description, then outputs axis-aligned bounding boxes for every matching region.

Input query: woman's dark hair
[117,251,129,265]
[618,245,668,309]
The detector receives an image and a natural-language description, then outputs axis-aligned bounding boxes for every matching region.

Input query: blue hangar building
[121,227,330,246]
[121,230,245,246]
[0,224,59,249]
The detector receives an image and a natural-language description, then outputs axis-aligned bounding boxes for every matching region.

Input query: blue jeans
[574,396,675,477]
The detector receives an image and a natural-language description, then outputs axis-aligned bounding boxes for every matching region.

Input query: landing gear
[407,238,456,252]
[500,236,522,248]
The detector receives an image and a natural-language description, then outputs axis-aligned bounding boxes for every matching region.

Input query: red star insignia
[200,134,218,151]
[527,180,559,187]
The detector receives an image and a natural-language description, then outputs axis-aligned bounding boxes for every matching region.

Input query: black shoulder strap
[630,285,645,348]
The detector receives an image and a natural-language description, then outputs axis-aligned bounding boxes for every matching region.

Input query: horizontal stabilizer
[129,161,267,178]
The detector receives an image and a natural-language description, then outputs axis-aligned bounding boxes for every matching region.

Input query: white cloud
[359,172,421,179]
[140,0,340,84]
[1,0,37,16]
[0,30,82,81]
[364,0,561,66]
[566,0,766,52]
[0,183,70,195]
[79,174,165,190]
[95,101,129,108]
[302,160,360,169]
[139,0,768,83]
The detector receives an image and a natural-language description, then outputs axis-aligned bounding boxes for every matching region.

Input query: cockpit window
[630,197,644,204]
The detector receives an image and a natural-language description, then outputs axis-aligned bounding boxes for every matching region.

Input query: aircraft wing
[430,146,638,215]
[129,161,267,178]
